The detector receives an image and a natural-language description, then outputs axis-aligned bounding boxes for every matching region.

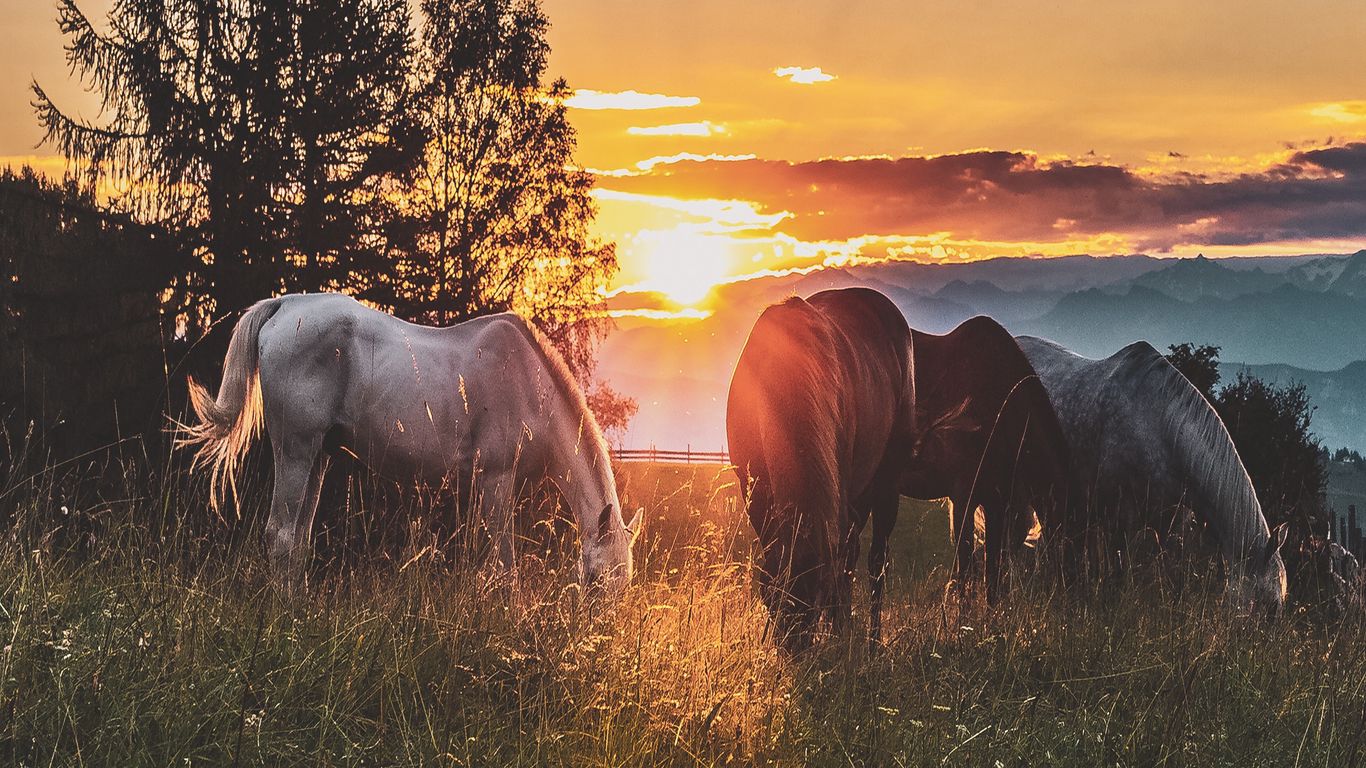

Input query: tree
[585,382,639,449]
[32,0,418,324]
[1166,342,1328,541]
[371,0,616,379]
[0,166,179,454]
[1166,342,1221,402]
[1216,371,1326,535]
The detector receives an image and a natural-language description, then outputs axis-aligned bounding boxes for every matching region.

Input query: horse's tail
[177,297,283,512]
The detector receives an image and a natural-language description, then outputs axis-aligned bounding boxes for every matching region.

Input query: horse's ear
[1265,522,1289,563]
[598,504,613,541]
[627,506,644,543]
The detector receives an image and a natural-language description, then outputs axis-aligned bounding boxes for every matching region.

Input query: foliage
[1165,342,1221,402]
[1166,343,1328,536]
[0,166,178,453]
[4,450,1366,766]
[585,381,639,448]
[1218,371,1327,534]
[1332,447,1366,469]
[371,0,616,378]
[28,0,629,433]
[32,0,419,321]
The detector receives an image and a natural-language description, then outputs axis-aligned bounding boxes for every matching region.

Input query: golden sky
[6,1,1366,307]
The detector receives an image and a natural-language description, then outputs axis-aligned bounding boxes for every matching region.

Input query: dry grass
[2,451,1365,766]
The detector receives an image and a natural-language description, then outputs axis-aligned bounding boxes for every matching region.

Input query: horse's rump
[727,288,914,642]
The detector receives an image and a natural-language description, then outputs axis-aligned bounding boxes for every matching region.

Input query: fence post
[1344,502,1355,554]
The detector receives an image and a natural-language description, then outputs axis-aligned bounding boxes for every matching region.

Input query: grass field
[3,455,1366,766]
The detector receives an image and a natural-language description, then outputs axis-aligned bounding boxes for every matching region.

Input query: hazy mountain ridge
[1227,360,1366,454]
[602,250,1366,451]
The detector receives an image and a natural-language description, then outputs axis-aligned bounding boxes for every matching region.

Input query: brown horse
[901,316,1070,602]
[727,287,915,651]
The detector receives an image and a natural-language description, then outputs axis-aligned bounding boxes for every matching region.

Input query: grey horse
[1016,336,1287,612]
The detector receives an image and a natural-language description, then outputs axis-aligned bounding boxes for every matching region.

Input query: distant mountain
[847,253,1167,294]
[930,280,1062,324]
[1326,251,1366,297]
[1021,283,1366,370]
[1126,255,1284,301]
[1227,360,1366,454]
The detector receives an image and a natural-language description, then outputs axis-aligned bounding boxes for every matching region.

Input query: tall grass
[2,442,1365,766]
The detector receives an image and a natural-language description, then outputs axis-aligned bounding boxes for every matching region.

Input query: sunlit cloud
[602,143,1366,254]
[565,89,701,110]
[605,307,713,320]
[591,189,790,231]
[1309,101,1366,124]
[626,121,728,137]
[632,152,757,172]
[773,66,836,84]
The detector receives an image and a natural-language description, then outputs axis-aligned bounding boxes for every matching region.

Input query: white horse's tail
[177,297,282,512]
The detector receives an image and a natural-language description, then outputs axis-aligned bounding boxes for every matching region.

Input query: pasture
[2,453,1364,766]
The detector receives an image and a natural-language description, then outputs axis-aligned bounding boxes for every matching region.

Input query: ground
[1,459,1364,766]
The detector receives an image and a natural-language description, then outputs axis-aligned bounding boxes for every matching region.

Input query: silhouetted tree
[1166,343,1328,541]
[371,0,616,378]
[1217,372,1327,537]
[1166,342,1221,402]
[0,166,179,454]
[32,0,417,325]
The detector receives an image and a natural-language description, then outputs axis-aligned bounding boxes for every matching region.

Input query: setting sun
[631,229,735,305]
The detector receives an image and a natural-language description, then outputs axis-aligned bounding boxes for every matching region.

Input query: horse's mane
[504,315,612,471]
[1107,341,1270,561]
[733,297,844,532]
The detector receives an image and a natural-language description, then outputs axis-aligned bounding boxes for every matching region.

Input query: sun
[637,230,734,306]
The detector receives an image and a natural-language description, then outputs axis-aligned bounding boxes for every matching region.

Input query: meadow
[2,449,1365,767]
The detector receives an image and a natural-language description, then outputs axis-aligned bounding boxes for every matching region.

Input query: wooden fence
[611,446,730,465]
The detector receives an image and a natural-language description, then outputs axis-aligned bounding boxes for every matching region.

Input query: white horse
[1016,336,1286,612]
[179,293,639,596]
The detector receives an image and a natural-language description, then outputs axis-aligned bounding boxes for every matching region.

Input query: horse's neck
[540,389,618,533]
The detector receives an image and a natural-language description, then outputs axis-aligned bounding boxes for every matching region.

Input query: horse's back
[254,294,548,481]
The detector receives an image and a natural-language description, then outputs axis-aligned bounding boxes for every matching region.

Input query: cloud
[565,89,701,110]
[1309,101,1366,124]
[592,189,790,232]
[773,66,836,84]
[598,142,1366,254]
[626,121,727,137]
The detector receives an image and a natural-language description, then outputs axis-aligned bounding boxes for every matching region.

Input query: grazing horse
[901,316,1069,602]
[179,293,639,597]
[1016,336,1287,612]
[727,287,915,650]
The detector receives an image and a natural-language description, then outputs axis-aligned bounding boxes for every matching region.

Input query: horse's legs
[832,503,868,638]
[478,468,520,589]
[867,486,898,650]
[950,494,975,595]
[265,432,327,580]
[984,498,1007,605]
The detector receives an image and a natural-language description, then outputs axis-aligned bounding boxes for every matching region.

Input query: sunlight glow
[627,121,727,137]
[627,229,736,306]
[565,89,701,110]
[773,66,836,84]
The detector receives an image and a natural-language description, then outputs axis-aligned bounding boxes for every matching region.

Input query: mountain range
[600,250,1366,453]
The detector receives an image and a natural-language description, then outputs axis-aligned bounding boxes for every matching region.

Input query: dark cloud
[608,143,1366,252]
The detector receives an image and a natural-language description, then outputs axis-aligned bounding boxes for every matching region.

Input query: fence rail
[611,447,730,465]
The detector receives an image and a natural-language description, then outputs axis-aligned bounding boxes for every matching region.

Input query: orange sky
[6,1,1366,308]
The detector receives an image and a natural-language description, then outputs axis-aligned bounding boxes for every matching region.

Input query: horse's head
[750,510,828,653]
[580,503,642,600]
[1231,522,1288,615]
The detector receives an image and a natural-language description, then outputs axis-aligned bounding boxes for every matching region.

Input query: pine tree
[32,0,418,324]
[372,0,616,378]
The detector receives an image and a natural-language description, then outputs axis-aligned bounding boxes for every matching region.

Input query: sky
[5,1,1366,309]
